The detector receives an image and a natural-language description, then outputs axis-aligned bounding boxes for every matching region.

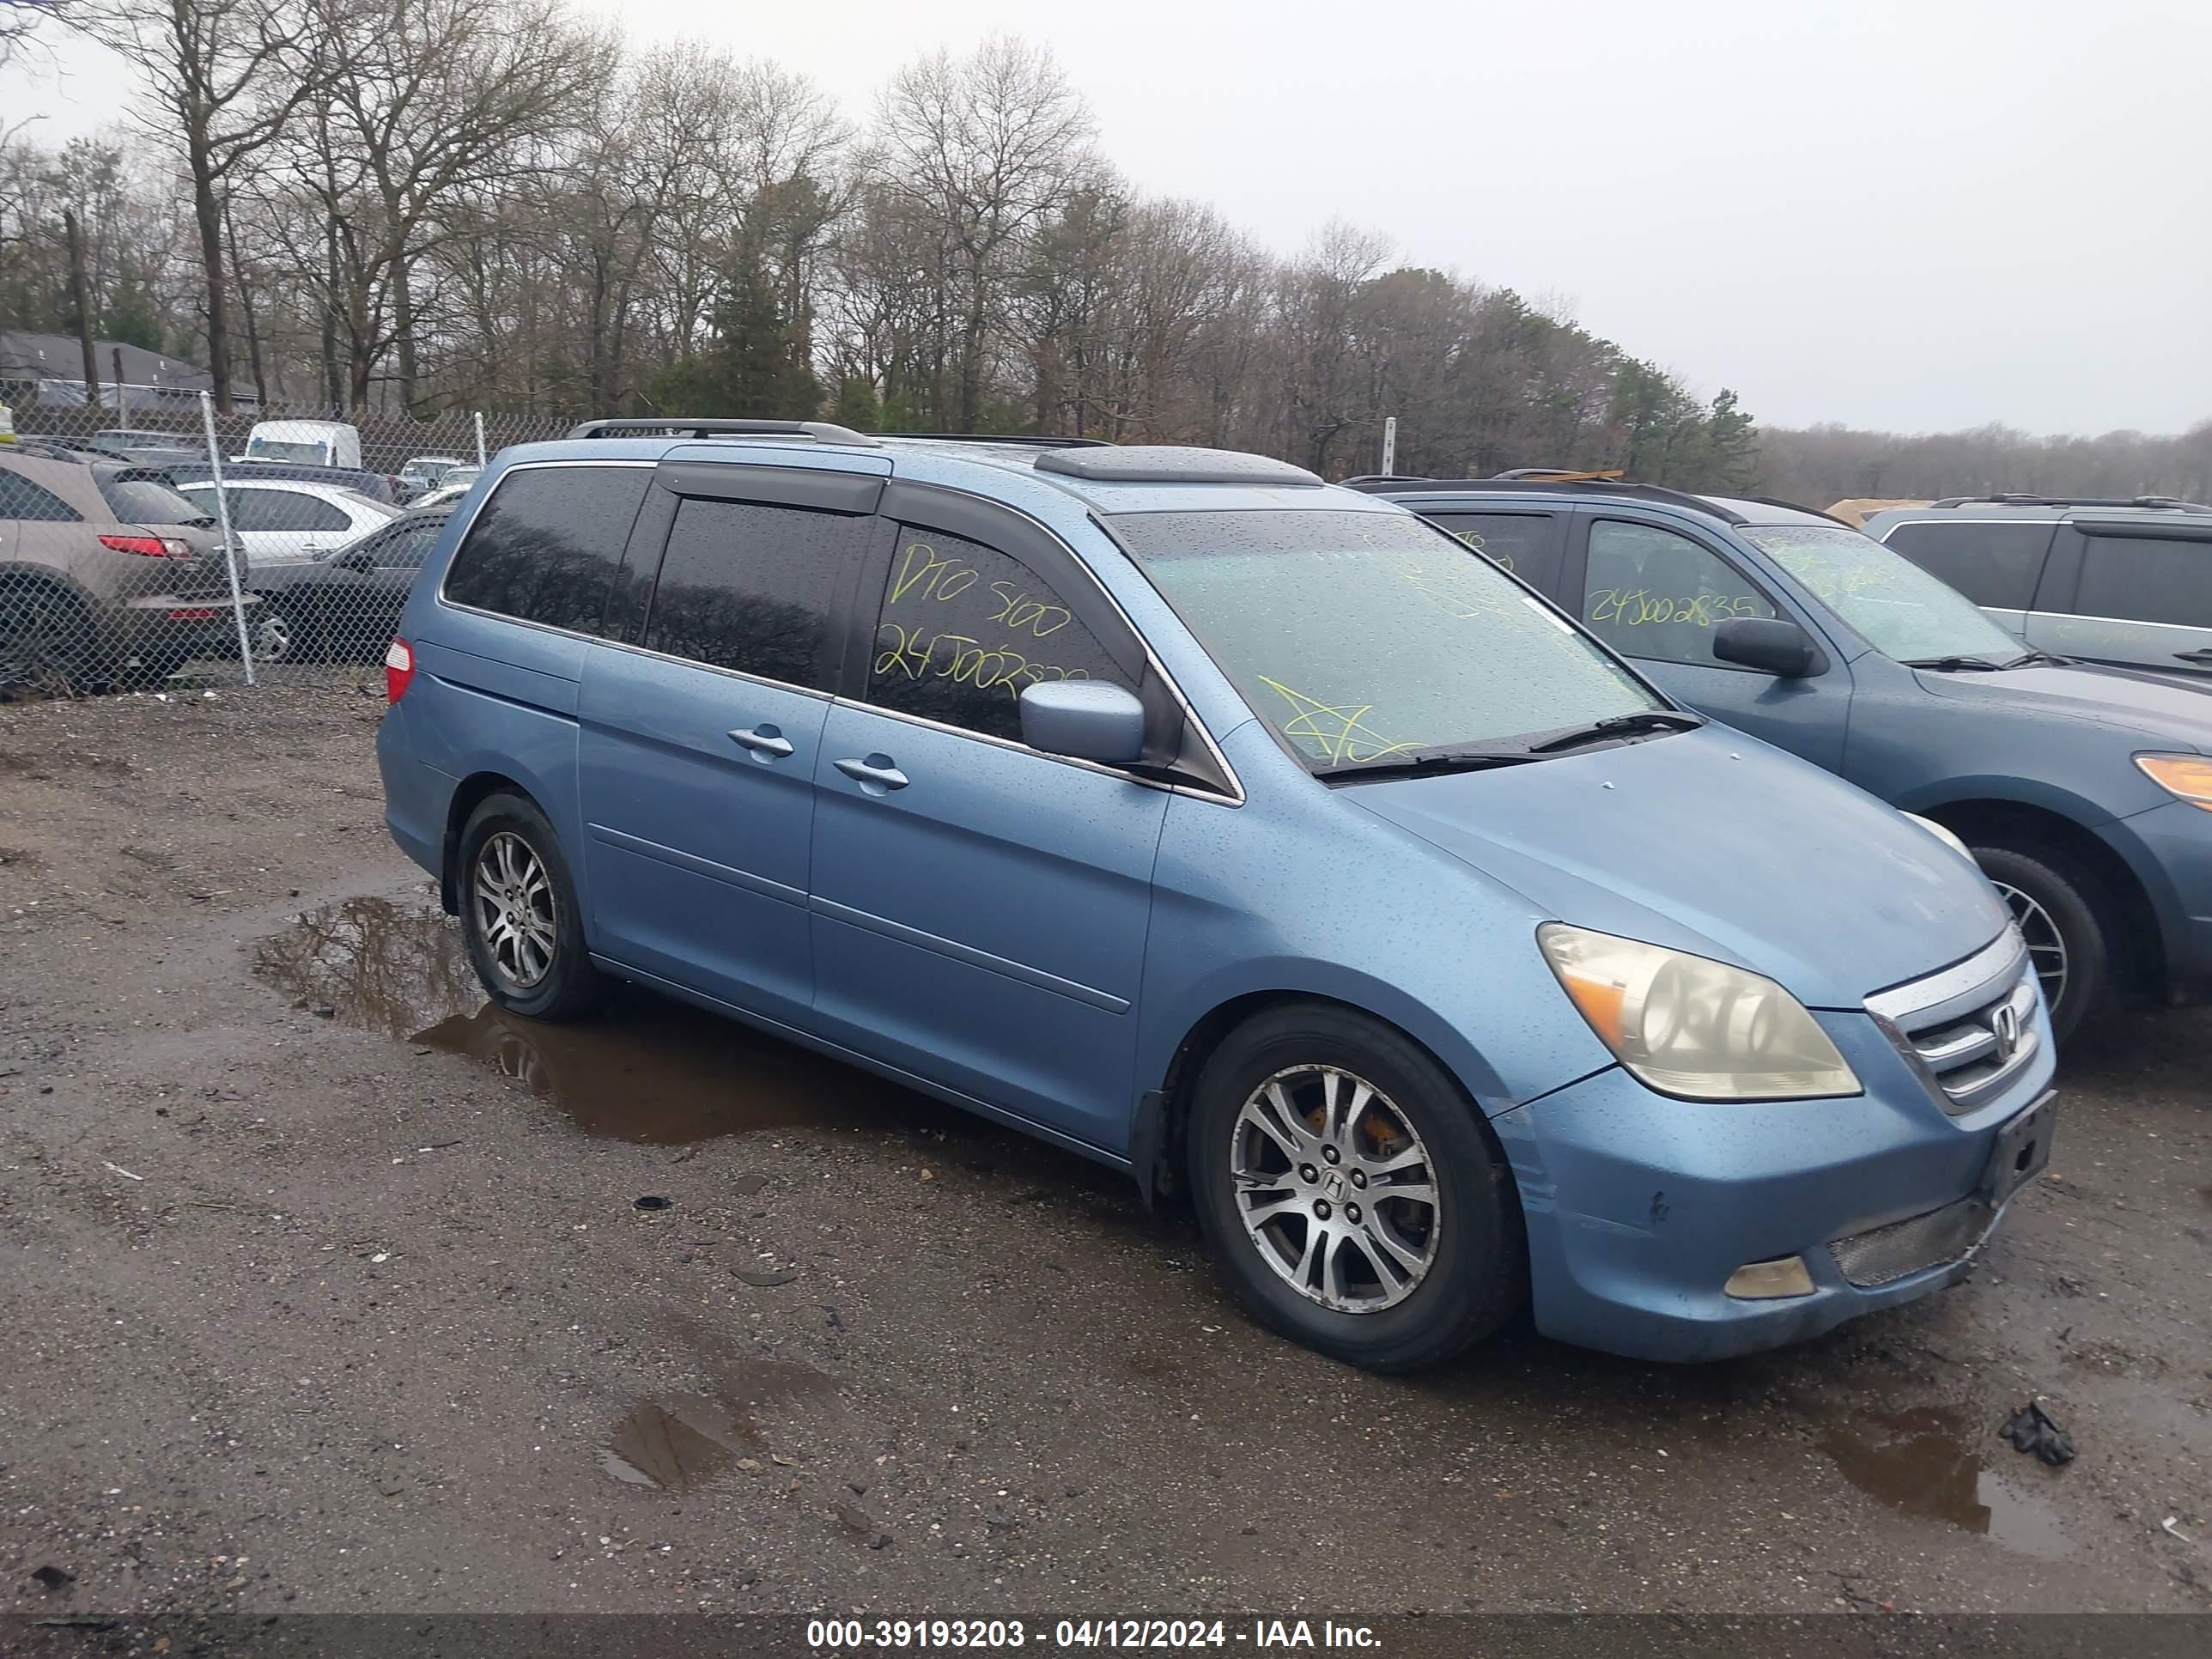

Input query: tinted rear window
[441,465,653,635]
[2075,534,2212,630]
[1879,520,2053,610]
[642,498,861,689]
[100,471,213,526]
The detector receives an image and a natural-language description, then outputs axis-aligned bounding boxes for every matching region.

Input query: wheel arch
[438,769,538,915]
[1918,796,2162,994]
[1136,987,1512,1210]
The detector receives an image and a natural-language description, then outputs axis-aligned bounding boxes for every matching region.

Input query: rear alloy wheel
[456,792,607,1021]
[1970,843,2111,1043]
[1190,1003,1525,1372]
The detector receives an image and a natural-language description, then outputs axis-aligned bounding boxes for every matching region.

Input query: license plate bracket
[1980,1091,2057,1206]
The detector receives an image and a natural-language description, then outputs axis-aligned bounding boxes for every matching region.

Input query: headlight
[2136,753,2212,813]
[1538,923,1862,1101]
[1903,812,1971,859]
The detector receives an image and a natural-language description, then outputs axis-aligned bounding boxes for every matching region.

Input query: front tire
[1969,842,2111,1043]
[456,792,607,1022]
[1188,1003,1526,1372]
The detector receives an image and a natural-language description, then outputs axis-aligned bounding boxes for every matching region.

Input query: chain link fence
[2,396,570,700]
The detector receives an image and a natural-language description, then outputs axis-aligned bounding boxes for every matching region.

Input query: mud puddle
[254,896,928,1143]
[1817,1405,2071,1559]
[601,1359,836,1491]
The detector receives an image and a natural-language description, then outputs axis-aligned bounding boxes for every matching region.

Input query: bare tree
[872,36,1097,430]
[69,0,328,410]
[293,0,599,409]
[1,0,68,65]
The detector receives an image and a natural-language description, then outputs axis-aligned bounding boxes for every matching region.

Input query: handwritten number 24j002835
[874,538,1101,700]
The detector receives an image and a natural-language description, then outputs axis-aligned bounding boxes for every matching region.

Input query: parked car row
[1353,474,2212,1043]
[374,420,2087,1376]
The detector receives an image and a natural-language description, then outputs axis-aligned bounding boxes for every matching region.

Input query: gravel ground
[1,683,2207,1628]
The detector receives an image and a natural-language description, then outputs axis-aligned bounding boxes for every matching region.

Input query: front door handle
[728,724,794,759]
[2172,647,2212,665]
[834,754,908,792]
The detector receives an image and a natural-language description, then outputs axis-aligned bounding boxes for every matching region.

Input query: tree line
[2,1,2202,501]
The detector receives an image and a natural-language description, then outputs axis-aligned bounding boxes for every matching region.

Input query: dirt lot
[1,684,2208,1628]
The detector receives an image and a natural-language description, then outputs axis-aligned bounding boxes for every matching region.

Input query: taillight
[385,636,416,703]
[100,533,191,559]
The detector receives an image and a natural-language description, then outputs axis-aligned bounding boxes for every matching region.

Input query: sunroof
[1034,446,1322,486]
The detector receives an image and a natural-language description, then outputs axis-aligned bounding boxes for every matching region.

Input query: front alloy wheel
[1189,1002,1525,1372]
[1231,1066,1439,1312]
[1990,879,2067,1012]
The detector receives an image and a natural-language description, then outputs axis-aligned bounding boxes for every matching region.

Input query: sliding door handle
[834,755,908,791]
[727,725,794,758]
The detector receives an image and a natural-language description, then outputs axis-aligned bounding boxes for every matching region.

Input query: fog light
[1724,1255,1816,1299]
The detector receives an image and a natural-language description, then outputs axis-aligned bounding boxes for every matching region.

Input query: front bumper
[1490,1004,2057,1363]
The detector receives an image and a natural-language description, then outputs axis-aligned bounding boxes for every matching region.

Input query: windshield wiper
[1902,655,2004,672]
[1316,745,1543,782]
[1524,710,1705,754]
[2002,650,2069,668]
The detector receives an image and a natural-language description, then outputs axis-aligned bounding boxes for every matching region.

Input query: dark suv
[1862,495,2212,683]
[1357,475,2212,1040]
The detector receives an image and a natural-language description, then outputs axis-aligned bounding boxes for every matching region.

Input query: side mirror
[1018,681,1146,765]
[1713,617,1822,678]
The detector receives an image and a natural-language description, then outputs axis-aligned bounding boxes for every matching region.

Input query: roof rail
[1493,466,1626,482]
[875,431,1112,448]
[566,417,882,449]
[1926,493,2212,513]
[1342,474,1747,526]
[1739,495,1856,527]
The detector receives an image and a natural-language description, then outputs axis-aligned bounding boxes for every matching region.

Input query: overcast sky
[6,0,2206,435]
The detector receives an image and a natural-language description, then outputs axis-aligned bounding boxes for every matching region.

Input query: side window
[374,520,446,570]
[218,489,273,532]
[2074,535,2212,629]
[866,525,1135,744]
[258,490,349,533]
[1879,520,2052,610]
[641,498,860,689]
[0,469,84,522]
[442,465,653,635]
[1581,519,1777,666]
[1425,512,1559,587]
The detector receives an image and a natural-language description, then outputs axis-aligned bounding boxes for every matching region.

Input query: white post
[199,391,256,686]
[1381,416,1398,477]
[473,410,487,469]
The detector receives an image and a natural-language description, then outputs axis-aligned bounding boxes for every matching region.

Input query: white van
[239,419,362,470]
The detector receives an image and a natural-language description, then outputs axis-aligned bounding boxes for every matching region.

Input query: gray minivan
[1864,495,2212,682]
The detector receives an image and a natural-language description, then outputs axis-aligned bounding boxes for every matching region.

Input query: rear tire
[0,581,93,700]
[1968,842,2111,1043]
[1188,1002,1526,1373]
[456,792,607,1022]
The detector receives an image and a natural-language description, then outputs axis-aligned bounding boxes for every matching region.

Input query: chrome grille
[1865,928,2040,1116]
[1830,1193,1996,1287]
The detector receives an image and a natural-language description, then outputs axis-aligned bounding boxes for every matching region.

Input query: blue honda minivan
[376,422,2057,1369]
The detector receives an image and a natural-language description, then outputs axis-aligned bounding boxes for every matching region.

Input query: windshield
[97,471,213,527]
[1742,524,2026,663]
[245,438,330,465]
[1114,508,1662,767]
